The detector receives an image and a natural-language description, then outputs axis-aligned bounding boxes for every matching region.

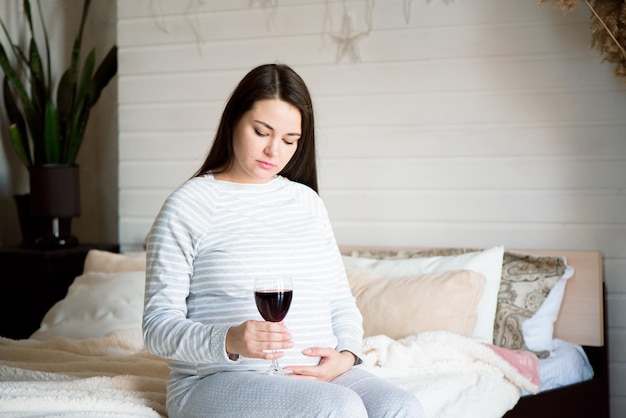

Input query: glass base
[265,366,293,376]
[262,359,293,375]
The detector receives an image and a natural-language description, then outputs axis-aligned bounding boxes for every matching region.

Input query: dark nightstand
[0,243,119,339]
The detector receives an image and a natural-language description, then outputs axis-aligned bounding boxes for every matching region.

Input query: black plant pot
[29,164,81,249]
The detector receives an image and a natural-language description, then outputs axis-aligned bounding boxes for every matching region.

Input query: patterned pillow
[495,251,568,357]
[345,247,569,358]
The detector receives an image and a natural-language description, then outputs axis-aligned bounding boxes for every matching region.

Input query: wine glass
[254,277,293,375]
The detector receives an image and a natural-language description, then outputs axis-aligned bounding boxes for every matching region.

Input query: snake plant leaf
[63,45,117,163]
[44,99,60,163]
[23,0,33,30]
[68,0,90,94]
[28,38,46,146]
[91,45,117,106]
[59,0,93,164]
[8,124,30,167]
[0,43,31,113]
[29,38,46,110]
[56,68,74,149]
[0,22,38,161]
[23,0,47,111]
[65,48,95,163]
[66,99,89,164]
[34,0,52,90]
[3,77,32,166]
[77,49,96,107]
[0,43,43,163]
[0,17,28,66]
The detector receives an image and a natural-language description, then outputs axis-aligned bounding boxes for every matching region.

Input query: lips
[257,160,276,170]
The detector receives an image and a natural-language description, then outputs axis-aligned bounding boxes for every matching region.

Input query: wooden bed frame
[339,246,609,418]
[504,250,609,418]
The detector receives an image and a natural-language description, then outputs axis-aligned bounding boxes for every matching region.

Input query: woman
[143,63,424,417]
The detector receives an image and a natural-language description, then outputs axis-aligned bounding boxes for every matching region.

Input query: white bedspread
[0,329,168,417]
[360,331,540,418]
[0,329,538,418]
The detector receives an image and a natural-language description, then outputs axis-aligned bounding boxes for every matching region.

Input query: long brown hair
[193,63,318,193]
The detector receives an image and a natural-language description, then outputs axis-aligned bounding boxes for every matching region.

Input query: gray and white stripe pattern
[143,174,363,400]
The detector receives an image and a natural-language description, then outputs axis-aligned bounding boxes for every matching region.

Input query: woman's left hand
[283,347,356,381]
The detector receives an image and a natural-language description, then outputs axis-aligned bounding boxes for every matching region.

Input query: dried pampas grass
[538,0,582,13]
[539,0,626,81]
[589,0,626,79]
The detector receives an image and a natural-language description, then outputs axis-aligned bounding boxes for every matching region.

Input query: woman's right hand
[225,320,293,360]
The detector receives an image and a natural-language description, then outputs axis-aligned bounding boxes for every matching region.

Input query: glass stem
[270,350,279,370]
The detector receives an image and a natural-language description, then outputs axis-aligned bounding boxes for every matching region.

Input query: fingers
[285,347,354,382]
[251,321,293,359]
[253,321,293,345]
[258,321,291,338]
[301,347,334,358]
[285,364,333,381]
[227,320,293,360]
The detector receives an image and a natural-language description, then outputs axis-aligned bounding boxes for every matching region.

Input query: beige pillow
[343,247,503,344]
[346,268,486,339]
[83,249,146,273]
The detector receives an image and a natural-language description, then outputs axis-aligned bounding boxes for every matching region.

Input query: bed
[0,245,609,417]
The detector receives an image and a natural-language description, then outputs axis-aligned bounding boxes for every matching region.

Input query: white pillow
[30,271,145,340]
[522,265,574,352]
[342,246,504,343]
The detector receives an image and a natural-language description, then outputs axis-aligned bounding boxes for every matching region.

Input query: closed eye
[255,128,269,137]
[253,120,300,145]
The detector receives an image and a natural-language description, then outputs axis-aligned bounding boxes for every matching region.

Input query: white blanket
[0,329,538,417]
[360,331,540,418]
[0,329,168,417]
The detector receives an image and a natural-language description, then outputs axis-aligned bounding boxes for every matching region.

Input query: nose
[264,136,278,157]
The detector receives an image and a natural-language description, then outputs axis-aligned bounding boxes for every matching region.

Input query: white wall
[117,0,626,414]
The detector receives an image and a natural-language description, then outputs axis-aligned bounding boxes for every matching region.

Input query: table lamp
[29,165,80,249]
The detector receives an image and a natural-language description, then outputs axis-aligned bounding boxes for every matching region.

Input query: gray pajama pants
[167,367,425,417]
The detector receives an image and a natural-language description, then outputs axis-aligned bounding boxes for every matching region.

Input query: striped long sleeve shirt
[143,174,363,398]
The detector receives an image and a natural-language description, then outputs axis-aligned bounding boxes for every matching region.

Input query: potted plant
[0,0,117,248]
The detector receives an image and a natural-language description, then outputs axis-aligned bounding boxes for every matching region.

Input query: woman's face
[216,99,302,184]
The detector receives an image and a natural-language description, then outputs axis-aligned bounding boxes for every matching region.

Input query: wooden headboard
[339,246,605,347]
[523,249,604,347]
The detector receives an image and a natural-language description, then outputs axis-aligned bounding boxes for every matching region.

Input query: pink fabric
[486,344,541,388]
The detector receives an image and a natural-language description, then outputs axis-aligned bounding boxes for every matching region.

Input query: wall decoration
[144,0,626,78]
[539,0,626,81]
[331,12,369,63]
[404,0,414,23]
[325,0,374,63]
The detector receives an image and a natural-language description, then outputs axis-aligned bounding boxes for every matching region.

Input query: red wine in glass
[254,277,293,375]
[255,290,293,322]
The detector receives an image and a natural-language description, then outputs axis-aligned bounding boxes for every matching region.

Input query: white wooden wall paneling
[117,1,626,414]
